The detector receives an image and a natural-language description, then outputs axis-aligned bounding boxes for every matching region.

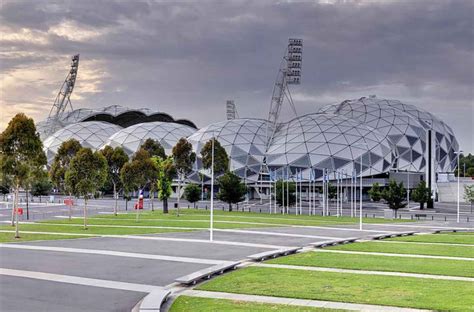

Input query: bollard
[467,217,470,222]
[432,215,434,220]
[259,208,261,213]
[206,206,208,210]
[411,215,413,220]
[444,216,447,221]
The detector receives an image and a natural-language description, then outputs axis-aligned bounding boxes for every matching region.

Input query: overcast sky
[1,0,473,152]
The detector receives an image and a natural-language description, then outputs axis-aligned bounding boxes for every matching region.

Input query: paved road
[0,217,472,311]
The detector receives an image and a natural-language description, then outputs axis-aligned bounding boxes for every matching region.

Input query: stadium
[37,44,459,201]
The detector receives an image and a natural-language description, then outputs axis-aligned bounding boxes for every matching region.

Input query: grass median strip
[0,232,85,243]
[329,241,474,258]
[387,233,474,245]
[267,251,474,277]
[170,296,344,312]
[197,267,474,311]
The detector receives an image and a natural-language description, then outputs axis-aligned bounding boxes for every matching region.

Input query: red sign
[64,199,74,206]
[15,208,23,215]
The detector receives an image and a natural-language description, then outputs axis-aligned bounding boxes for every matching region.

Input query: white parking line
[376,240,474,247]
[0,268,160,293]
[314,249,474,261]
[215,228,338,240]
[0,244,228,265]
[255,263,474,282]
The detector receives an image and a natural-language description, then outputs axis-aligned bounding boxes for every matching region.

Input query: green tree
[184,183,201,208]
[153,156,176,213]
[382,180,407,218]
[368,182,382,202]
[327,183,337,200]
[464,185,474,214]
[172,138,196,216]
[467,167,474,177]
[0,166,11,201]
[201,139,229,175]
[275,180,296,208]
[31,170,52,203]
[49,139,82,192]
[217,171,247,211]
[120,149,156,218]
[411,181,431,210]
[457,153,474,177]
[101,146,129,216]
[0,113,46,237]
[141,138,166,159]
[65,148,108,230]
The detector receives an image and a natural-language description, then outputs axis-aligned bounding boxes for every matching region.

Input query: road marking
[111,234,292,249]
[214,228,338,240]
[314,249,474,261]
[376,240,474,247]
[8,221,203,230]
[0,244,228,265]
[255,263,474,282]
[182,289,428,312]
[0,268,160,293]
[0,230,97,236]
[54,216,393,233]
[362,223,473,231]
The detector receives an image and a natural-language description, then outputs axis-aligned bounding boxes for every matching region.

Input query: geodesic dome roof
[319,97,458,173]
[188,118,270,182]
[43,121,122,164]
[266,113,394,180]
[102,121,195,157]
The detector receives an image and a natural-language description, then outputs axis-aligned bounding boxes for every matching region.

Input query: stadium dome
[188,119,270,182]
[43,121,122,163]
[319,97,458,173]
[266,113,394,180]
[102,121,195,157]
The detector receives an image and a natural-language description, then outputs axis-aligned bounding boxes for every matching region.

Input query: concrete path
[315,249,474,261]
[182,289,429,312]
[255,263,474,282]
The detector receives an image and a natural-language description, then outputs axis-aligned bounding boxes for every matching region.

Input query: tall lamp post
[354,143,368,230]
[455,150,463,223]
[210,136,215,241]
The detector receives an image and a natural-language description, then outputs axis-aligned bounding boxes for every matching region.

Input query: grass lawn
[268,251,474,277]
[170,296,344,312]
[329,241,474,258]
[0,232,84,243]
[197,267,474,311]
[387,233,474,245]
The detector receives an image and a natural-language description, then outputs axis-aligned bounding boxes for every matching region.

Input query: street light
[210,135,215,241]
[455,150,463,223]
[354,143,368,231]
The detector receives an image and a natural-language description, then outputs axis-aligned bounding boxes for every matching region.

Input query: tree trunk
[68,193,72,221]
[14,185,20,238]
[193,202,196,209]
[150,188,154,212]
[10,187,16,226]
[177,178,181,216]
[26,188,29,220]
[83,198,88,230]
[229,203,232,212]
[163,198,169,214]
[113,182,118,216]
[420,202,425,210]
[394,209,397,219]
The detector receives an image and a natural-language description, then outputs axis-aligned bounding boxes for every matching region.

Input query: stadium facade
[38,96,459,200]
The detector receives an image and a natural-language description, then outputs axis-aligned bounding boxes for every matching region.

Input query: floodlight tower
[266,38,302,148]
[226,100,238,120]
[49,54,80,121]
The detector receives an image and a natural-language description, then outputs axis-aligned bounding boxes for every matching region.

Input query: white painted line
[362,223,474,231]
[214,228,338,240]
[376,240,474,247]
[314,249,474,261]
[0,230,97,237]
[0,230,291,249]
[183,290,428,312]
[0,244,228,265]
[115,235,292,249]
[55,216,393,233]
[15,222,202,230]
[255,263,474,282]
[0,268,160,293]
